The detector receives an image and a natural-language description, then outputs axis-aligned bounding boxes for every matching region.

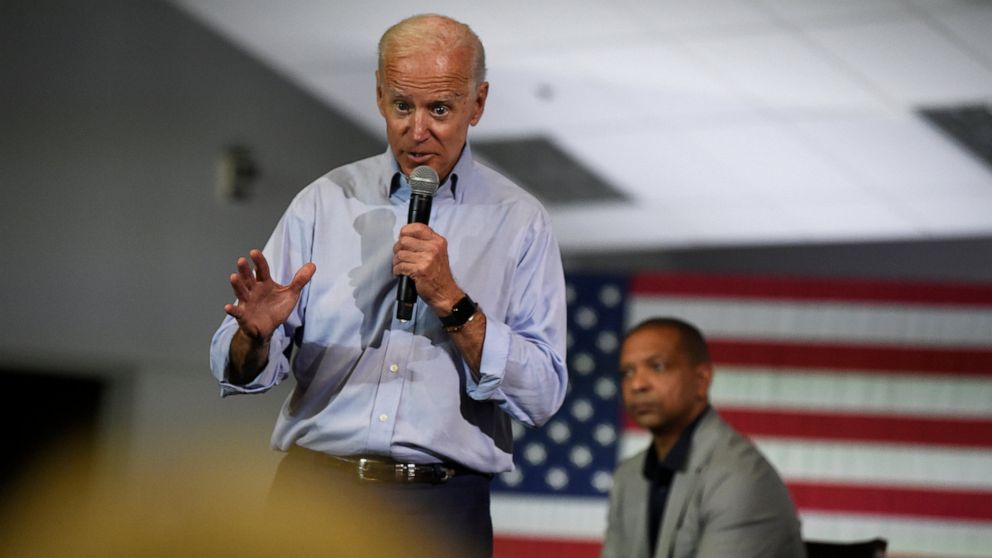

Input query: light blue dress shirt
[209,145,568,474]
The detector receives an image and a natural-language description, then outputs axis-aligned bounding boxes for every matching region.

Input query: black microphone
[396,165,440,322]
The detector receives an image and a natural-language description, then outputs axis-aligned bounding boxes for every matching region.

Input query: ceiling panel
[561,129,764,205]
[893,193,992,235]
[498,42,761,128]
[169,0,992,251]
[807,17,992,106]
[477,69,646,132]
[932,4,992,60]
[550,202,711,252]
[780,200,919,240]
[755,0,906,27]
[612,0,773,36]
[792,113,992,196]
[686,122,876,203]
[681,31,886,110]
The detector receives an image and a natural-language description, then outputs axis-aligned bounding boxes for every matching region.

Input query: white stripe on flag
[620,429,992,490]
[620,431,992,491]
[492,494,607,540]
[801,512,992,558]
[628,296,992,347]
[711,368,992,418]
[755,438,992,491]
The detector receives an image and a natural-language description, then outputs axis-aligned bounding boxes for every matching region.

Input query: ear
[375,70,387,118]
[695,362,714,399]
[469,81,489,126]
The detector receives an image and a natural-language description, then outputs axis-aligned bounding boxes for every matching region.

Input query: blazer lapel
[627,467,653,558]
[652,410,722,558]
[633,507,652,558]
[653,465,701,558]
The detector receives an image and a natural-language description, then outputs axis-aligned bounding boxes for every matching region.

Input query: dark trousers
[267,448,493,558]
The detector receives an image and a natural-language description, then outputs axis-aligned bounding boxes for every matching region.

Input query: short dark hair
[625,317,711,366]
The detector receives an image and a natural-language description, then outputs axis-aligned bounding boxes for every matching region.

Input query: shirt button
[389,364,399,373]
[379,414,388,422]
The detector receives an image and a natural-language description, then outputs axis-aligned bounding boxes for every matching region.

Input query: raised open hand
[224,249,316,341]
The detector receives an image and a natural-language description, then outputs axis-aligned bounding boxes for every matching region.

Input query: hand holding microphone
[395,165,440,321]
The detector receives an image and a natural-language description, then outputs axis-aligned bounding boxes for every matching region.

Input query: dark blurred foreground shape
[0,435,456,557]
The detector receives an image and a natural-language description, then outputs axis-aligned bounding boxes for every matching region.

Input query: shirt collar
[642,405,711,483]
[385,143,475,203]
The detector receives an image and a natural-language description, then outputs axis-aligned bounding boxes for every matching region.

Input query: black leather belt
[289,446,473,484]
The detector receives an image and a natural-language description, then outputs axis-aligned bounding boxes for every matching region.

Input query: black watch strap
[440,294,477,329]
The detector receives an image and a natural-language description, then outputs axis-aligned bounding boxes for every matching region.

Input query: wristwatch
[440,294,478,332]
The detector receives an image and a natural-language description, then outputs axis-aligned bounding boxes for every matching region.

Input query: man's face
[619,326,712,436]
[376,46,488,183]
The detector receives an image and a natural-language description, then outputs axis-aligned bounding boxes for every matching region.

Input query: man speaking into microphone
[395,164,440,322]
[209,14,567,558]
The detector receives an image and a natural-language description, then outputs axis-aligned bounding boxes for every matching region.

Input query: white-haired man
[210,14,568,557]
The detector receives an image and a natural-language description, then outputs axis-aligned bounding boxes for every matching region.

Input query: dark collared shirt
[642,405,711,556]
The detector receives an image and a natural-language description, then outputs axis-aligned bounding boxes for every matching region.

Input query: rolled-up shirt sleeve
[208,190,316,397]
[209,317,294,396]
[467,211,568,428]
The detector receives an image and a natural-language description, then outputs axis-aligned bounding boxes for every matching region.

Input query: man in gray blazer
[601,317,805,558]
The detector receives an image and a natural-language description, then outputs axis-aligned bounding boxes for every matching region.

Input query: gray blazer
[600,409,805,558]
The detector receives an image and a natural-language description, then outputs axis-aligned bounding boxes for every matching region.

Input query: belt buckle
[357,458,374,482]
[357,457,404,482]
[398,463,416,482]
[356,458,451,483]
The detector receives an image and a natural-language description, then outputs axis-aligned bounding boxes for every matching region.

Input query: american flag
[491,272,992,558]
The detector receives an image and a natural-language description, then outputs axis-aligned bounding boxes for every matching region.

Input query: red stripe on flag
[631,273,992,306]
[788,481,992,522]
[709,339,992,377]
[494,535,600,558]
[623,409,992,448]
[722,408,992,448]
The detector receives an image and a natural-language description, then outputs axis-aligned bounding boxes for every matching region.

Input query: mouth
[405,151,434,164]
[627,403,658,416]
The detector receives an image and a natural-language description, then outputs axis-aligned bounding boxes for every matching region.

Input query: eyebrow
[384,86,466,103]
[620,353,670,368]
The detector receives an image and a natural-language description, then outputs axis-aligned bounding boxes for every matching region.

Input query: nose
[626,367,649,392]
[411,111,430,142]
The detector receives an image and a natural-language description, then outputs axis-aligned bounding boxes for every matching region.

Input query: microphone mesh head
[409,165,440,197]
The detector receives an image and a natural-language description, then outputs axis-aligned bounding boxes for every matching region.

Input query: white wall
[0,0,382,489]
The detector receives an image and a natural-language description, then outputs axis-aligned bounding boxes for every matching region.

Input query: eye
[431,104,449,117]
[650,359,666,372]
[394,101,411,113]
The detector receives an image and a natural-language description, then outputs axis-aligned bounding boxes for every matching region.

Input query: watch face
[443,295,476,327]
